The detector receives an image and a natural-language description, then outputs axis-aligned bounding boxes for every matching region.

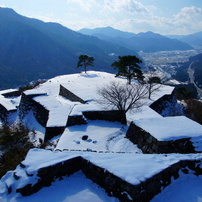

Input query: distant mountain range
[0,8,136,89]
[0,8,198,90]
[79,27,193,52]
[167,32,202,49]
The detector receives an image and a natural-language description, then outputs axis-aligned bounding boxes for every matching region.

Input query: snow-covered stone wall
[83,110,127,124]
[59,84,86,103]
[0,103,16,123]
[14,155,202,202]
[149,91,180,116]
[19,93,49,127]
[126,122,196,154]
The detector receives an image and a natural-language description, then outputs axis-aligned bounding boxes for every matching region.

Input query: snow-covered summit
[134,116,202,141]
[28,71,174,125]
[1,71,202,201]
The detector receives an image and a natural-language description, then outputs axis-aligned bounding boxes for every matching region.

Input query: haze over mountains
[0,7,199,90]
[0,8,135,89]
[79,27,194,52]
[168,32,202,49]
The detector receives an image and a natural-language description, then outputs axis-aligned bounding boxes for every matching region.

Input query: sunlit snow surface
[21,71,174,127]
[56,120,141,153]
[134,116,202,141]
[1,71,202,201]
[152,171,202,202]
[4,172,118,202]
[0,89,20,111]
[0,149,202,201]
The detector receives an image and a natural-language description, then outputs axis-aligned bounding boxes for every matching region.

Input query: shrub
[0,123,33,178]
[185,99,202,124]
[19,79,46,92]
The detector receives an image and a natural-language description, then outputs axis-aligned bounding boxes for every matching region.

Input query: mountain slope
[191,53,202,87]
[175,53,202,87]
[168,32,202,49]
[79,26,136,38]
[79,27,193,52]
[0,8,136,89]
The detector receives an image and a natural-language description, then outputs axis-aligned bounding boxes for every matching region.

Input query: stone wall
[45,127,66,141]
[82,159,189,202]
[16,156,82,196]
[59,84,85,104]
[15,155,202,202]
[32,99,49,127]
[66,115,87,127]
[126,122,196,154]
[0,104,9,122]
[83,110,127,125]
[18,93,49,127]
[149,91,180,116]
[0,104,16,123]
[2,91,22,98]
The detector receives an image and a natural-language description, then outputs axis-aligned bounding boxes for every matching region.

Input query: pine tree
[112,55,144,84]
[77,54,94,73]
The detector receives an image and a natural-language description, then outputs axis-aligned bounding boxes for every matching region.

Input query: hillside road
[188,62,202,98]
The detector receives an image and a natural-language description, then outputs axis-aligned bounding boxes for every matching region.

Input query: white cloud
[27,2,202,35]
[116,6,202,35]
[174,6,202,25]
[104,0,148,14]
[66,0,101,12]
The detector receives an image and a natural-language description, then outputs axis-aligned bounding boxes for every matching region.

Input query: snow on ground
[32,71,174,127]
[148,84,174,101]
[22,111,46,147]
[1,149,202,191]
[0,71,202,201]
[192,136,202,152]
[33,95,73,127]
[126,105,162,122]
[56,120,141,153]
[134,116,202,141]
[0,89,20,111]
[40,71,119,101]
[151,171,202,202]
[2,171,118,202]
[0,71,175,128]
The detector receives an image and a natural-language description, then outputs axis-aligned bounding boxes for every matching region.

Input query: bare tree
[146,76,162,99]
[144,69,162,99]
[97,81,148,114]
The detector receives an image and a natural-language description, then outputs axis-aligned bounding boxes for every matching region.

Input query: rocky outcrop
[83,110,127,124]
[126,122,196,154]
[59,84,86,104]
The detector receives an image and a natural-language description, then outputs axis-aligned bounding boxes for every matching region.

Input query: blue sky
[0,0,202,35]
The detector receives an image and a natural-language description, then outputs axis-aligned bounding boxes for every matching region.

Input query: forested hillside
[0,8,136,89]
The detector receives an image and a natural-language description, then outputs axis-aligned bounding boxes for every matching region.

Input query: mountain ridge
[167,31,202,49]
[78,27,194,52]
[0,8,136,89]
